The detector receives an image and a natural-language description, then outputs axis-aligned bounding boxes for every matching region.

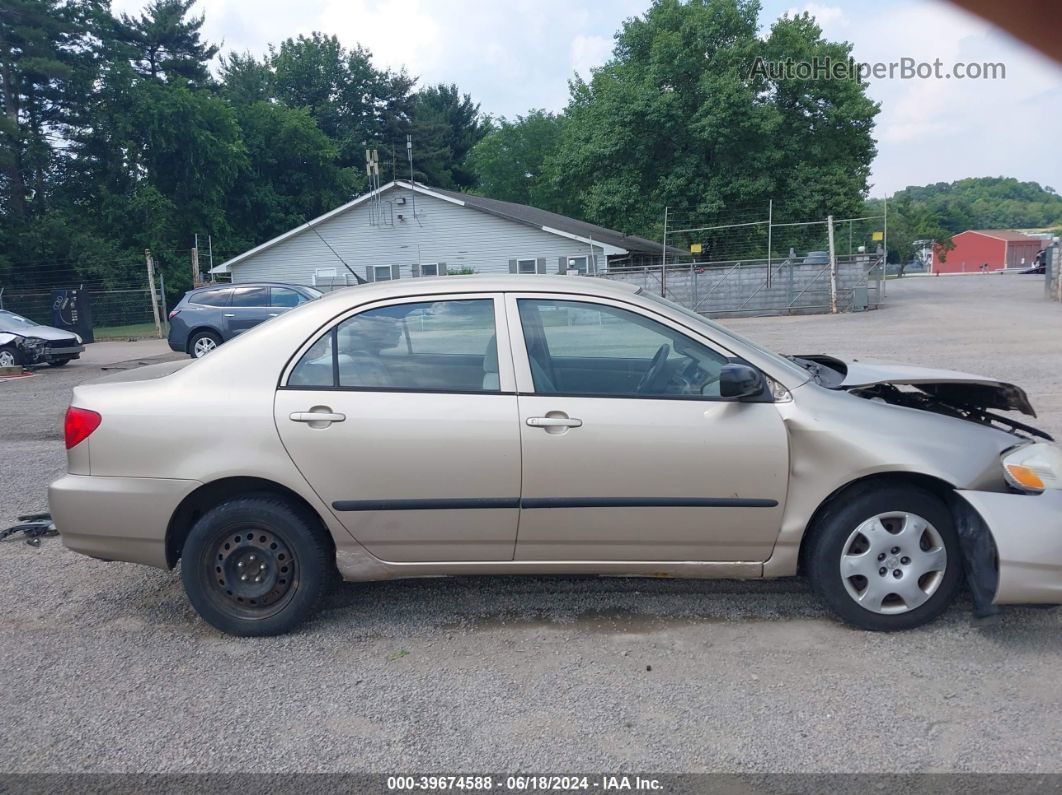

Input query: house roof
[212,180,681,273]
[958,229,1047,243]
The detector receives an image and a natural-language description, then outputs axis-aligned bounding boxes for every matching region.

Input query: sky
[112,0,1062,198]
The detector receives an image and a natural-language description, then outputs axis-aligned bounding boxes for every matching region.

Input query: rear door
[274,293,522,562]
[225,285,273,338]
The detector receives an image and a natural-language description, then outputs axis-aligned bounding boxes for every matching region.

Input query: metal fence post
[159,272,168,332]
[827,215,838,314]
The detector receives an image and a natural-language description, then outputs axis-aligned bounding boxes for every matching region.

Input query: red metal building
[933,230,1045,274]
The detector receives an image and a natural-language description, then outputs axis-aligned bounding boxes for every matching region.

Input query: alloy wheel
[839,511,948,615]
[193,336,217,357]
[0,350,15,367]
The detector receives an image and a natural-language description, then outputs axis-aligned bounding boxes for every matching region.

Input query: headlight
[74,333,82,344]
[1002,442,1062,493]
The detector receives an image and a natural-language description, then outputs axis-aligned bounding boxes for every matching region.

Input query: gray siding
[226,187,608,286]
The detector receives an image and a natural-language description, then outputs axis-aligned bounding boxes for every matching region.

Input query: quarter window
[270,287,308,307]
[288,299,500,392]
[517,299,729,398]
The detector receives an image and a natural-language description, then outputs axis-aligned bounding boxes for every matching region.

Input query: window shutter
[365,266,375,283]
[557,257,566,274]
[438,262,447,275]
[391,264,400,280]
[411,264,421,278]
[508,259,518,274]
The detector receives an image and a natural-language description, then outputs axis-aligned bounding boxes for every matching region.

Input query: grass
[92,322,162,341]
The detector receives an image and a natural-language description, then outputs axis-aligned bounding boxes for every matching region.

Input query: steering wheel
[635,344,670,393]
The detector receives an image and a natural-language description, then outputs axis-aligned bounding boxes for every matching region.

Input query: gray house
[211,180,674,286]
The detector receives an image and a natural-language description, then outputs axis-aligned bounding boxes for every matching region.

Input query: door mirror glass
[718,363,765,400]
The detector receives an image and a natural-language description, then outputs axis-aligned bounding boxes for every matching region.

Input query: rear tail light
[65,406,101,449]
[168,308,181,320]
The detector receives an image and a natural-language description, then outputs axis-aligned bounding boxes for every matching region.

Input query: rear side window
[189,288,232,307]
[288,299,499,392]
[231,286,269,307]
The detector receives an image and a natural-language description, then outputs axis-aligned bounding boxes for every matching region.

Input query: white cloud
[570,34,613,80]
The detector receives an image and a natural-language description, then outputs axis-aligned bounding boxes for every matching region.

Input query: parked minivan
[167,282,322,358]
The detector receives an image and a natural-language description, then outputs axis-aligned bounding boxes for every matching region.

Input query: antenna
[406,134,417,220]
[301,215,366,285]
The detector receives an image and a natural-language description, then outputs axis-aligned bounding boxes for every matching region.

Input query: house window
[420,263,439,277]
[566,256,589,274]
[372,265,396,281]
[517,258,538,274]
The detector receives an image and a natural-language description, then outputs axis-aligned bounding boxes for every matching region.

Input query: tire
[807,482,962,631]
[0,345,21,368]
[47,358,72,367]
[188,329,222,359]
[180,495,334,636]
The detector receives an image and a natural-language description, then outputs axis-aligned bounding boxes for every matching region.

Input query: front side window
[517,299,729,398]
[231,286,269,307]
[190,288,233,307]
[288,298,499,392]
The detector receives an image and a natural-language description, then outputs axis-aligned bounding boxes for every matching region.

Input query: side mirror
[719,363,765,400]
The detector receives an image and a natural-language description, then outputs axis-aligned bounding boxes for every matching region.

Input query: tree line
[2,0,1053,297]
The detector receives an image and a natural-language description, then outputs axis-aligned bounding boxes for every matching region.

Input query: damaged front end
[0,332,47,366]
[792,354,1052,442]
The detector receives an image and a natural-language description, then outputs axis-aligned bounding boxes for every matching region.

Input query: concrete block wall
[604,260,874,317]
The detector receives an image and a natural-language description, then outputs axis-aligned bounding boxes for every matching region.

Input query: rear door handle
[526,416,583,428]
[290,410,346,423]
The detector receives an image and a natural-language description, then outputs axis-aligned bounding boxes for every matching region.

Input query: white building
[210,180,675,286]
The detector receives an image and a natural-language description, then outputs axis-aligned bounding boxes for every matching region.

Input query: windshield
[637,290,810,380]
[0,310,36,328]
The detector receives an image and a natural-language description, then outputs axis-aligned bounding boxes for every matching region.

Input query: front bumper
[49,474,201,569]
[44,344,84,362]
[958,489,1062,604]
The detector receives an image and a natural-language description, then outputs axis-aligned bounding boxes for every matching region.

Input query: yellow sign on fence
[872,231,884,241]
[690,243,702,253]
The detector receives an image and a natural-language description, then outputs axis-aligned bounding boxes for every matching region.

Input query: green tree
[467,110,564,206]
[547,0,878,242]
[410,83,489,189]
[116,0,218,86]
[217,51,272,105]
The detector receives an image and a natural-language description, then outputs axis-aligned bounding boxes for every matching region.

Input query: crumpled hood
[796,355,1036,417]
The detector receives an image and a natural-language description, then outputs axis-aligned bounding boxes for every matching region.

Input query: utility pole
[145,249,162,337]
[207,235,214,273]
[191,245,201,288]
[827,215,838,314]
[406,134,416,220]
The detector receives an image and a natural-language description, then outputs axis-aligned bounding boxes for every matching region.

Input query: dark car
[0,309,85,368]
[168,283,323,358]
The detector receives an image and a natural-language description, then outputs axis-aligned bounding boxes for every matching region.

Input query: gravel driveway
[1,275,1060,774]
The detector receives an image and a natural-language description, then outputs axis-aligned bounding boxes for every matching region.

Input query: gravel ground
[1,275,1061,774]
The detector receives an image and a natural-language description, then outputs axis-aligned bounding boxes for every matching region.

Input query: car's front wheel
[0,345,21,368]
[807,483,962,631]
[180,495,334,636]
[189,330,221,358]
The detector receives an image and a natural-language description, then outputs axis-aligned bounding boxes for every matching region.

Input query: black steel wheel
[181,495,334,636]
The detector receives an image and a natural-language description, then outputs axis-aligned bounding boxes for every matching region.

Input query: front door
[508,295,789,562]
[275,294,521,562]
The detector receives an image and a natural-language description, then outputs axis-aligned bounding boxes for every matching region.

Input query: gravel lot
[1,275,1061,774]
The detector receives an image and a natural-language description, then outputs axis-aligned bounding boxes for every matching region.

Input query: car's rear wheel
[189,330,221,358]
[807,483,962,631]
[180,495,334,636]
[0,345,21,368]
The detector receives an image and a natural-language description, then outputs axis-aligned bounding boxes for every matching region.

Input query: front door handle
[526,416,583,429]
[290,408,346,426]
[223,313,235,317]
